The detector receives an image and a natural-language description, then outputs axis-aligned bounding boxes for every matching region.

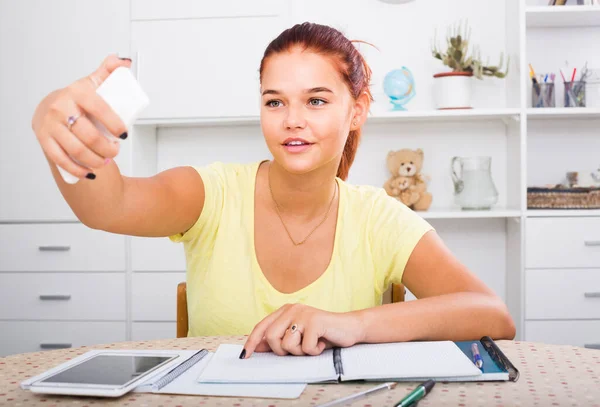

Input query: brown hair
[259,22,374,180]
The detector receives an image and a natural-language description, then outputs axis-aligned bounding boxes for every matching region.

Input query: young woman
[31,22,515,360]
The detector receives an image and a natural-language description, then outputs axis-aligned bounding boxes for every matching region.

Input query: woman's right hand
[32,55,133,180]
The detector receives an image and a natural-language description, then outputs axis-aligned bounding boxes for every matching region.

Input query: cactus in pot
[431,21,509,109]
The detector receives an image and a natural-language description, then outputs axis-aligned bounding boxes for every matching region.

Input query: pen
[393,379,435,407]
[560,69,566,83]
[315,382,396,407]
[471,342,484,369]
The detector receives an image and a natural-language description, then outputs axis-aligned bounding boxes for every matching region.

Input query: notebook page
[197,344,337,384]
[340,341,482,381]
[145,353,306,399]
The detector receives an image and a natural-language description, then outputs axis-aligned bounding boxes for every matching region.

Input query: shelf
[526,6,600,28]
[527,209,600,217]
[135,116,261,128]
[367,108,521,124]
[527,107,600,120]
[135,109,521,128]
[417,207,522,220]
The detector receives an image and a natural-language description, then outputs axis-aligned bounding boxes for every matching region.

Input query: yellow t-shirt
[169,161,433,337]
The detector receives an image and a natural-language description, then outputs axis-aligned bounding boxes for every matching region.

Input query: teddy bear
[388,176,421,207]
[383,148,433,211]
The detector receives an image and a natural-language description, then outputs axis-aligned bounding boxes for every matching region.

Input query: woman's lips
[282,138,313,153]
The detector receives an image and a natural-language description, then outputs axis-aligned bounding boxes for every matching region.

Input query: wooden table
[1,336,599,406]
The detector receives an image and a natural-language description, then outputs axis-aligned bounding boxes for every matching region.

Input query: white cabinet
[131,0,284,20]
[131,322,177,341]
[526,218,600,269]
[131,3,287,119]
[0,0,131,222]
[132,236,186,272]
[132,272,186,321]
[0,273,126,320]
[0,223,126,272]
[525,269,600,320]
[525,321,600,349]
[0,321,126,357]
[525,218,600,346]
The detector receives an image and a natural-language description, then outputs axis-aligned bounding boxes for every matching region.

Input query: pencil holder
[532,83,555,108]
[564,81,586,107]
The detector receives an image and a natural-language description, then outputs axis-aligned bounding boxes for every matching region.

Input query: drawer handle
[584,292,600,298]
[39,295,71,301]
[40,343,72,349]
[584,240,600,247]
[38,245,71,252]
[584,344,600,350]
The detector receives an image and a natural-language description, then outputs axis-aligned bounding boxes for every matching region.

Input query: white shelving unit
[527,209,600,217]
[136,108,522,128]
[419,208,522,219]
[527,107,600,120]
[522,0,600,348]
[526,5,600,27]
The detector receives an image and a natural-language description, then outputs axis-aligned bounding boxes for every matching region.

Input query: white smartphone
[29,352,179,397]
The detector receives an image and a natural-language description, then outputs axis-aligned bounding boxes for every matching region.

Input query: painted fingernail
[119,132,128,140]
[118,57,132,62]
[104,158,111,165]
[86,173,96,180]
[239,349,246,359]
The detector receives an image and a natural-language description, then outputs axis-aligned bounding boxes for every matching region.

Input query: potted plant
[431,21,509,110]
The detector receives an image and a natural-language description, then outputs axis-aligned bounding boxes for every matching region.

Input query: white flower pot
[433,72,473,110]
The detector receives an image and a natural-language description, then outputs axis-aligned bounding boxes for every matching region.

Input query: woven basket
[527,186,600,209]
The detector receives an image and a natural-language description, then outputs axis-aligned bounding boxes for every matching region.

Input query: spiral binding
[480,336,520,382]
[152,349,209,391]
[333,348,344,376]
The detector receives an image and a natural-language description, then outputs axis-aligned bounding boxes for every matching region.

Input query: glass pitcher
[451,156,499,210]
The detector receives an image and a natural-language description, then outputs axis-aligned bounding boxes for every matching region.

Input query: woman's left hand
[241,304,364,359]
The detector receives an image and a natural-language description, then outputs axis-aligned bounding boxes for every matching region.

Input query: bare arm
[33,55,205,237]
[50,156,205,237]
[354,231,516,342]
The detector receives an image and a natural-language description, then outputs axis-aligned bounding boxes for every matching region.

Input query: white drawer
[131,322,176,341]
[526,268,600,320]
[131,272,186,321]
[0,321,126,357]
[132,237,186,272]
[0,273,126,320]
[0,223,126,272]
[526,320,600,349]
[526,217,600,269]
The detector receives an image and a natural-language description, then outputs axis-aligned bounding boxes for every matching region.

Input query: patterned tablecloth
[1,336,599,406]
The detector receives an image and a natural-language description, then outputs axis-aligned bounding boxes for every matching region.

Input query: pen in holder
[564,81,586,107]
[532,82,555,108]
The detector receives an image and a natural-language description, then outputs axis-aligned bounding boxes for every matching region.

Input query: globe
[383,67,416,110]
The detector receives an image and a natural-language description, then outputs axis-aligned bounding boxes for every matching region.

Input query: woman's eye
[266,100,282,108]
[309,98,326,106]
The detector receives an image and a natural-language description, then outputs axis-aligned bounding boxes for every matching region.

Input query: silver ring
[66,114,80,131]
[290,324,299,334]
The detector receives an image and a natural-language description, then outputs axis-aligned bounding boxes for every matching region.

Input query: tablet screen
[37,354,177,387]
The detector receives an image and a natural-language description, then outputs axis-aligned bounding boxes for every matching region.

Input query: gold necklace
[268,166,338,246]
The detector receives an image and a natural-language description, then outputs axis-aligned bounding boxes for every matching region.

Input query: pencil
[315,382,397,407]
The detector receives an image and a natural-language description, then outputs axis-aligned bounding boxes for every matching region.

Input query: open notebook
[21,349,306,399]
[197,336,519,384]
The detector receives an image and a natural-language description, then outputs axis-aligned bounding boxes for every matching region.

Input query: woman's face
[260,48,366,175]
